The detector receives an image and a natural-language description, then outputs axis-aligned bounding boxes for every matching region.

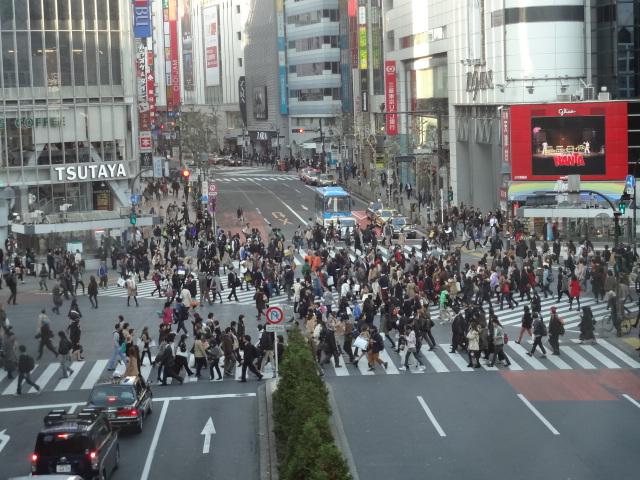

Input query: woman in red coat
[568,274,581,310]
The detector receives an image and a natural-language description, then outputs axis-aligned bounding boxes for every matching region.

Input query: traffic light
[180,169,190,179]
[619,201,626,214]
[159,124,165,130]
[292,128,305,133]
[129,213,137,224]
[447,187,453,201]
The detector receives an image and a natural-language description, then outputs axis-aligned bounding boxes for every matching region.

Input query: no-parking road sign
[265,306,284,324]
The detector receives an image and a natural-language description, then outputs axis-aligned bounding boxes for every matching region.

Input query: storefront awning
[508,181,626,202]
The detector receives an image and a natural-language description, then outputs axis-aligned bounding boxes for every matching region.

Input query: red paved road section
[216,211,270,237]
[501,370,640,402]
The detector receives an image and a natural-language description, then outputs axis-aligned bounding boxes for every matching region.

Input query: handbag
[117,277,126,288]
[327,276,334,286]
[354,336,369,350]
[503,333,509,344]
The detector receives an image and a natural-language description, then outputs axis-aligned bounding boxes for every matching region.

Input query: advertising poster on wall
[203,4,220,87]
[253,86,268,120]
[181,0,194,91]
[385,61,398,135]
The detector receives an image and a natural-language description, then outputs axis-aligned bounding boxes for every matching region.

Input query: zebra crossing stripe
[55,361,87,391]
[562,347,597,369]
[595,340,640,368]
[511,345,548,370]
[81,360,109,390]
[577,344,622,369]
[30,364,59,394]
[542,351,572,370]
[439,344,474,372]
[377,348,400,374]
[419,346,449,372]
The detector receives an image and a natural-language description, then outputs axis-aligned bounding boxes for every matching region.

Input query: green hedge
[273,327,353,480]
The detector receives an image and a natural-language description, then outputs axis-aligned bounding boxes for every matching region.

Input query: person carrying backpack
[57,331,74,379]
[15,345,41,396]
[527,313,548,358]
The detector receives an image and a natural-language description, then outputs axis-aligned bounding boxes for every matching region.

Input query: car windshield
[320,174,334,180]
[308,171,320,178]
[88,385,137,407]
[391,217,407,226]
[36,433,91,456]
[340,219,357,227]
[324,197,351,214]
[380,211,392,218]
[370,203,382,211]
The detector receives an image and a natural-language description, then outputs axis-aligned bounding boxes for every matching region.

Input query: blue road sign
[201,195,208,202]
[626,175,636,189]
[130,194,141,204]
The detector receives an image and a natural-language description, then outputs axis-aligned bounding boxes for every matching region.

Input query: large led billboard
[510,103,628,181]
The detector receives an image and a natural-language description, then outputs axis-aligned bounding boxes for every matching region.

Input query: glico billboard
[509,102,628,181]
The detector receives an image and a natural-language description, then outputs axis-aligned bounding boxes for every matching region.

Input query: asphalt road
[1,165,639,479]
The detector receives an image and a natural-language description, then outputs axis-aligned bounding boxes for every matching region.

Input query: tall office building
[0,0,143,248]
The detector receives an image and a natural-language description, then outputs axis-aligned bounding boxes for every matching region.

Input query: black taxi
[85,374,153,433]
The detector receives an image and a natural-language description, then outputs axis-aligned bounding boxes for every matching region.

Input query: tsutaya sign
[53,163,128,182]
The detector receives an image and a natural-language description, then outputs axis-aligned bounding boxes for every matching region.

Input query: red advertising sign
[501,108,510,165]
[385,61,398,135]
[510,102,628,181]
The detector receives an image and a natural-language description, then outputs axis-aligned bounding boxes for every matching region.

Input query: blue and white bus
[314,187,353,227]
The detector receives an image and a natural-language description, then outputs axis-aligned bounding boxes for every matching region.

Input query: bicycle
[602,314,632,334]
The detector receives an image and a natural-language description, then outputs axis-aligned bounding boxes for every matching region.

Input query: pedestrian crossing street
[2,333,639,396]
[215,175,297,182]
[66,243,426,306]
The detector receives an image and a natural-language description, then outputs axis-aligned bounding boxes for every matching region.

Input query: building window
[238,58,243,67]
[236,5,240,14]
[237,31,242,40]
[398,27,446,50]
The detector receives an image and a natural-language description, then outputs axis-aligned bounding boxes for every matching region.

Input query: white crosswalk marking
[377,348,399,374]
[511,346,548,369]
[562,347,597,369]
[439,344,474,371]
[55,361,87,391]
[30,363,59,393]
[80,359,109,390]
[595,340,640,368]
[579,345,622,369]
[2,363,39,395]
[419,346,449,372]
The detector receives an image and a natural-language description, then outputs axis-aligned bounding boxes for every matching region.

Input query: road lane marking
[31,364,59,393]
[81,360,109,390]
[561,348,597,369]
[622,394,640,409]
[55,361,87,391]
[517,394,560,435]
[439,345,474,372]
[0,402,85,413]
[141,399,170,480]
[576,344,621,369]
[419,346,449,372]
[377,349,399,374]
[589,340,640,368]
[417,396,446,437]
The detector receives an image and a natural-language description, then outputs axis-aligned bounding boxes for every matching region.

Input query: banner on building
[133,0,152,38]
[276,0,287,114]
[238,77,247,125]
[181,0,194,91]
[169,0,180,107]
[501,109,510,165]
[385,61,398,135]
[203,4,220,86]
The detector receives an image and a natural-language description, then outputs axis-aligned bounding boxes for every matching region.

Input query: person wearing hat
[527,312,548,358]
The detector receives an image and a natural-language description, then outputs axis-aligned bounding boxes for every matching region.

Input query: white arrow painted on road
[201,418,216,454]
[0,429,10,454]
[301,205,308,210]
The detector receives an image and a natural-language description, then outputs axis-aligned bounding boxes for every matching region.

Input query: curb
[258,380,279,480]
[326,382,360,480]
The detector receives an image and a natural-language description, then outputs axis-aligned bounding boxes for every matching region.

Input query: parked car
[366,202,383,220]
[373,209,400,227]
[317,173,337,187]
[85,374,153,433]
[31,409,119,480]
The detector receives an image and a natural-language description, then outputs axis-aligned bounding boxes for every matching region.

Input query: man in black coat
[227,266,239,301]
[156,337,184,385]
[239,335,263,382]
[318,322,342,369]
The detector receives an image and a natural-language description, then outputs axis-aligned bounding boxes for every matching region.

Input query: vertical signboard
[181,0,194,91]
[203,3,220,86]
[169,0,180,107]
[385,61,398,135]
[276,0,287,114]
[358,2,369,112]
[132,0,152,38]
[501,108,510,165]
[162,0,173,108]
[238,76,247,125]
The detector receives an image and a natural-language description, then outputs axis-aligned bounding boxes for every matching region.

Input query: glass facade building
[0,0,136,219]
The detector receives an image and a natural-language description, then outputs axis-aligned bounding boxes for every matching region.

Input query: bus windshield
[324,197,351,214]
